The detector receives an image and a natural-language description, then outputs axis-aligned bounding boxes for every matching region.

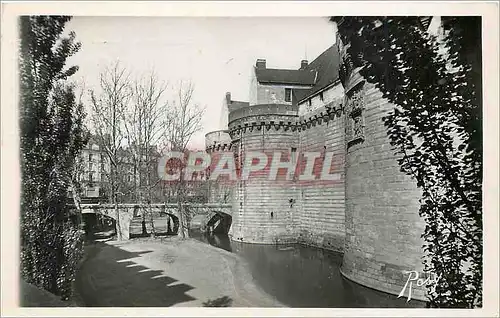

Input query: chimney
[225,92,231,104]
[256,59,266,69]
[300,60,308,70]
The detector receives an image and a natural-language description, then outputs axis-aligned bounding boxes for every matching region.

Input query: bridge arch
[82,210,117,239]
[78,203,232,240]
[206,211,232,234]
[159,212,180,235]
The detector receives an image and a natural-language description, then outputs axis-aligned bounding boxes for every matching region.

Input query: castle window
[88,172,94,187]
[319,92,324,101]
[285,88,292,102]
[89,153,93,162]
[291,147,297,181]
[291,147,297,161]
[308,99,312,106]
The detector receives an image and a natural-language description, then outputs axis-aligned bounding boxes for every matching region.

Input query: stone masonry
[204,36,428,300]
[340,68,426,300]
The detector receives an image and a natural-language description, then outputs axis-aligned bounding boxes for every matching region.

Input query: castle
[204,21,434,301]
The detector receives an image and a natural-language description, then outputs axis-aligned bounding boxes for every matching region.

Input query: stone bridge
[80,203,232,240]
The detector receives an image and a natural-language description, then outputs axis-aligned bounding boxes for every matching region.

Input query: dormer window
[285,88,292,102]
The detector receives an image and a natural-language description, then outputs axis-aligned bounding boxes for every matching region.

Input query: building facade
[79,135,108,202]
[77,136,165,204]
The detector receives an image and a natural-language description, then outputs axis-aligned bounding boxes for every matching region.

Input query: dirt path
[75,237,284,307]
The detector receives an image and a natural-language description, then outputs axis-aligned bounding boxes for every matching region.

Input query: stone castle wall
[340,68,426,301]
[206,44,428,300]
[296,101,346,252]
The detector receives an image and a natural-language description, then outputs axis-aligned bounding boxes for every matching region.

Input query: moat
[75,215,425,308]
[190,230,425,308]
[75,223,424,308]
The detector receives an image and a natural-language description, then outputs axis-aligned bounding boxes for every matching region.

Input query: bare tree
[124,70,168,237]
[163,80,205,238]
[89,61,132,240]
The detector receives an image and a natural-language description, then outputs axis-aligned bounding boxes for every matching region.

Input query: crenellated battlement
[228,103,298,125]
[226,100,345,139]
[205,143,233,153]
[205,130,232,153]
[297,99,344,131]
[228,116,298,139]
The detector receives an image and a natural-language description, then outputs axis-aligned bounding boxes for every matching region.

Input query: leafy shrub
[19,16,87,301]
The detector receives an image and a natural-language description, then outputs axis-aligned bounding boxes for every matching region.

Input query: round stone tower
[205,130,233,204]
[204,94,235,206]
[205,130,232,153]
[336,28,427,300]
[228,103,299,244]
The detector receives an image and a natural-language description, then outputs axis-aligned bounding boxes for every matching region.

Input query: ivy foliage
[332,17,482,307]
[19,16,88,300]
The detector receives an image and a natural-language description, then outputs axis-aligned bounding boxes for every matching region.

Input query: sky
[66,17,336,149]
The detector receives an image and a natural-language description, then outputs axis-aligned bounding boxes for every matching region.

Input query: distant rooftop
[293,44,341,103]
[255,67,317,86]
[253,44,341,103]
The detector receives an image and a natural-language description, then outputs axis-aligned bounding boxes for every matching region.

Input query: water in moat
[190,230,426,308]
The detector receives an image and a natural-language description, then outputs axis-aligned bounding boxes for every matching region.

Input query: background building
[79,135,108,203]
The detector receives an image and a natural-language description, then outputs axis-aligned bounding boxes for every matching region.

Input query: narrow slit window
[285,88,292,102]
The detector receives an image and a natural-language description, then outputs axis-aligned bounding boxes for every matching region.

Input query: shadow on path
[75,242,195,307]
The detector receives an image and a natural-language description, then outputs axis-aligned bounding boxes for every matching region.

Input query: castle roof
[255,68,317,86]
[253,44,341,103]
[293,44,341,103]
